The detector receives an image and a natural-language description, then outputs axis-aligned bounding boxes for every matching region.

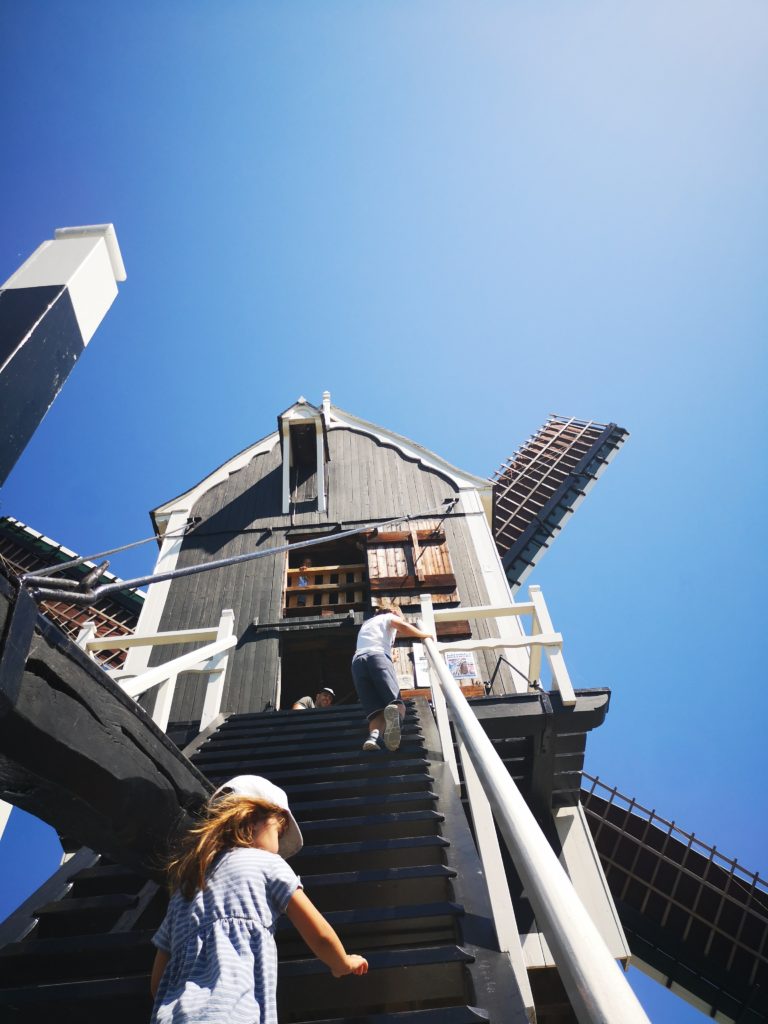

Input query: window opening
[284,536,366,617]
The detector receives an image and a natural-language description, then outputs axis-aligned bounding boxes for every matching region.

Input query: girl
[351,598,433,752]
[150,774,367,1024]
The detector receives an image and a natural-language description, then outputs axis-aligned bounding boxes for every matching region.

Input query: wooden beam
[85,626,219,651]
[438,633,561,653]
[432,602,535,622]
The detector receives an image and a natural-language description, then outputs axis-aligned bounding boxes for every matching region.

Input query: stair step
[278,945,475,1020]
[280,901,463,931]
[210,722,422,744]
[301,864,456,912]
[193,741,425,769]
[280,775,435,800]
[33,894,138,917]
[294,835,449,873]
[282,944,474,976]
[292,1007,489,1024]
[278,901,462,953]
[0,931,153,985]
[299,810,443,844]
[199,760,432,786]
[292,792,437,820]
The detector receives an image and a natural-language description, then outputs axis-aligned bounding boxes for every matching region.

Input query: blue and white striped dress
[151,848,302,1024]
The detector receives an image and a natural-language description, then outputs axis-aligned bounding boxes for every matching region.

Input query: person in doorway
[149,774,367,1024]
[351,599,433,752]
[292,687,335,711]
[296,558,312,607]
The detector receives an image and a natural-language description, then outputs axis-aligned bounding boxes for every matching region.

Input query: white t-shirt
[355,613,398,657]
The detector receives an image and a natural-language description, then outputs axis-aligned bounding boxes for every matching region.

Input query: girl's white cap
[211,775,303,857]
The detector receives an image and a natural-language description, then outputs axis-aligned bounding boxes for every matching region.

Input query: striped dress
[151,847,302,1024]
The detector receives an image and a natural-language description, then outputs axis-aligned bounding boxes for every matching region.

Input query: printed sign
[445,651,478,681]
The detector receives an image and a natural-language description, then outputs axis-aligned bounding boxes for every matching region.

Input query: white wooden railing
[419,590,649,1024]
[76,609,236,733]
[431,583,576,704]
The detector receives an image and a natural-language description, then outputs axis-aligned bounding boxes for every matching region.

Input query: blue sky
[1,3,767,1019]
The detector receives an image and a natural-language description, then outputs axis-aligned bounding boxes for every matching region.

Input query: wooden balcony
[284,563,367,617]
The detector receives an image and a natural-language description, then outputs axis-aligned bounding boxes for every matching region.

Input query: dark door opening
[279,631,358,710]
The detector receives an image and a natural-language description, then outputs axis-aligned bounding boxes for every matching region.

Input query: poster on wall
[445,651,478,682]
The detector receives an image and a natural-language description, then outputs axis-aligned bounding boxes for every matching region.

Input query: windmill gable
[136,397,518,732]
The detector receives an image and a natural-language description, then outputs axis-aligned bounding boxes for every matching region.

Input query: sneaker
[383,704,402,751]
[362,735,379,751]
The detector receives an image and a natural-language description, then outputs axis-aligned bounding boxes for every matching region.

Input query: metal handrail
[421,634,650,1024]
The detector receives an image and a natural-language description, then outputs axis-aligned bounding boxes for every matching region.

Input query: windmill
[0,397,764,1023]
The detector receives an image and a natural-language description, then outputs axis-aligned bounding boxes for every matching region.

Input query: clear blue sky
[1,3,766,1019]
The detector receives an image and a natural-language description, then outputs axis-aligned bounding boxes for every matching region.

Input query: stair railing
[419,595,650,1024]
[76,608,236,733]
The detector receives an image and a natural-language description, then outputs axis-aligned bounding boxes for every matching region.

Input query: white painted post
[420,594,460,788]
[529,585,576,705]
[0,801,13,841]
[458,737,535,1017]
[315,420,326,513]
[121,508,191,679]
[281,420,291,515]
[200,609,235,731]
[76,621,99,659]
[421,636,650,1024]
[152,673,178,733]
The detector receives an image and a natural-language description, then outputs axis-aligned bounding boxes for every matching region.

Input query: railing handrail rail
[421,632,650,1023]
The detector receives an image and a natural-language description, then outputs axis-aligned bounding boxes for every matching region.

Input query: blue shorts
[351,652,403,721]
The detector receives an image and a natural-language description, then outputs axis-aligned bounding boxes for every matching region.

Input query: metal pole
[421,635,650,1024]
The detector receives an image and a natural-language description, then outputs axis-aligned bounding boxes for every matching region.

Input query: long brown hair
[167,795,289,899]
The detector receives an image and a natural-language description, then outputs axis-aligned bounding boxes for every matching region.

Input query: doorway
[279,630,358,709]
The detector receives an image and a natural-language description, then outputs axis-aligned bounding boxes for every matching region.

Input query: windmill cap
[211,775,303,857]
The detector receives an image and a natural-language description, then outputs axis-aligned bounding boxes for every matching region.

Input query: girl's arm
[285,889,368,977]
[150,949,170,997]
[393,618,433,641]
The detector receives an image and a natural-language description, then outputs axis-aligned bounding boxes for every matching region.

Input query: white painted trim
[281,419,291,515]
[328,406,492,495]
[459,490,535,694]
[85,626,220,651]
[420,594,460,788]
[2,232,120,348]
[433,602,535,621]
[437,634,562,653]
[54,224,126,281]
[529,585,576,705]
[200,609,236,730]
[119,634,237,699]
[153,399,488,523]
[315,419,326,513]
[121,508,191,678]
[153,436,280,520]
[0,801,12,841]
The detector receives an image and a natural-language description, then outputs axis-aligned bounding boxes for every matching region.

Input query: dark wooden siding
[147,427,516,724]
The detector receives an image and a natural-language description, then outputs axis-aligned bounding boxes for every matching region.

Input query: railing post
[200,609,235,731]
[76,621,98,656]
[421,635,650,1024]
[419,594,460,788]
[528,585,576,705]
[152,672,178,733]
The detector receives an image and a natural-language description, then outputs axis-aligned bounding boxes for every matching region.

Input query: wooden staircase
[0,700,528,1023]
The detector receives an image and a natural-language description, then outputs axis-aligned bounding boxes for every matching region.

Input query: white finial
[297,395,306,404]
[322,390,331,424]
